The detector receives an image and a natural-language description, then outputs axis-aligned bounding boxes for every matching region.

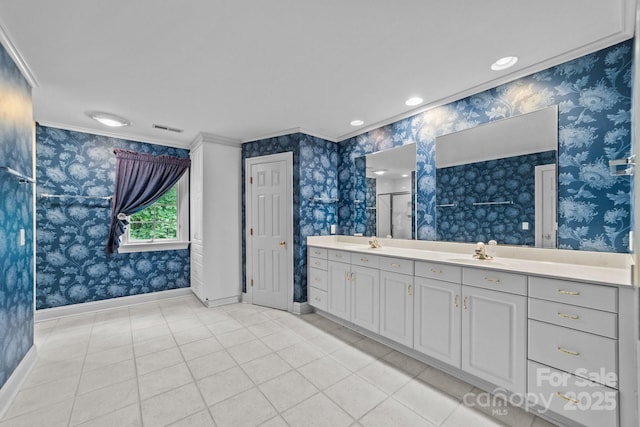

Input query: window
[118,173,189,253]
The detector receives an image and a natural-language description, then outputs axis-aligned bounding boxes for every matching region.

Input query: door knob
[279,241,286,247]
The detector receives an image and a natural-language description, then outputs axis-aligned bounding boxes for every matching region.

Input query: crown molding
[0,19,38,88]
[37,120,191,149]
[191,132,241,149]
[241,127,338,144]
[336,25,635,143]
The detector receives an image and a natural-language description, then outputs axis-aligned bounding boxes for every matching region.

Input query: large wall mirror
[353,105,558,248]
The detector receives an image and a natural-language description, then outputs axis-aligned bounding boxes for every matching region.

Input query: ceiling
[0,1,635,148]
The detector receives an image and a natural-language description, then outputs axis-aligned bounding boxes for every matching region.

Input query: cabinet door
[414,278,461,367]
[379,271,414,347]
[328,261,351,320]
[461,286,526,396]
[351,265,379,333]
[189,145,204,244]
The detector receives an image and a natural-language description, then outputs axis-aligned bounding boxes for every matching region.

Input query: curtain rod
[40,193,112,200]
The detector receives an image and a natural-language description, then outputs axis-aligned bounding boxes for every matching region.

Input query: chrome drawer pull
[314,261,320,266]
[314,277,321,282]
[557,347,580,356]
[431,268,442,274]
[557,312,579,320]
[390,263,401,268]
[556,392,579,405]
[335,254,342,258]
[484,277,500,283]
[314,251,321,255]
[360,258,368,262]
[558,289,580,296]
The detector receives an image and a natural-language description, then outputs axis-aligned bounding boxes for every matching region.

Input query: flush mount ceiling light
[491,56,518,71]
[350,119,364,126]
[405,97,423,106]
[86,111,131,127]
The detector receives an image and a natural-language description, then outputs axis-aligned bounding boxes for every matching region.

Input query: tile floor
[0,296,558,427]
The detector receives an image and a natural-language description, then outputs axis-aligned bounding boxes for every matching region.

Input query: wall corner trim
[0,345,37,420]
[35,288,192,322]
[0,20,38,88]
[292,302,313,315]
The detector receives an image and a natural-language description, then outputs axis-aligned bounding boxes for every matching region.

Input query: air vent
[152,124,184,133]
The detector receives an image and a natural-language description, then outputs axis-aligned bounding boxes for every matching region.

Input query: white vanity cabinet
[527,277,619,427]
[379,256,414,347]
[308,247,328,311]
[414,261,462,367]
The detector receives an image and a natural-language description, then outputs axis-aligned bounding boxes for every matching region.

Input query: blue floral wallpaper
[36,125,190,309]
[339,40,633,253]
[436,151,556,245]
[242,133,337,303]
[0,43,34,389]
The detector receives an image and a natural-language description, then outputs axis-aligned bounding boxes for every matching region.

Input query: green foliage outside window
[129,186,178,240]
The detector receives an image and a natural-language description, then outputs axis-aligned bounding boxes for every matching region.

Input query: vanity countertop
[307,236,635,287]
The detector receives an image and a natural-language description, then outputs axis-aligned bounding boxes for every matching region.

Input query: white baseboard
[199,295,240,308]
[0,346,37,420]
[35,288,193,322]
[292,302,312,315]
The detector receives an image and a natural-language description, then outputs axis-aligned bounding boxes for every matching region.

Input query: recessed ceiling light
[350,119,364,126]
[86,111,131,127]
[405,97,423,106]
[491,56,518,71]
[373,170,386,175]
[401,173,409,178]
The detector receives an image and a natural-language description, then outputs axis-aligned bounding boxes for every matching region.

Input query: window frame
[117,173,190,253]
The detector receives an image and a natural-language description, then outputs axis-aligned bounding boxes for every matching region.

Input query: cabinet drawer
[308,267,328,292]
[528,320,617,388]
[308,257,328,270]
[328,249,351,263]
[309,286,328,311]
[379,256,414,275]
[351,253,379,268]
[308,247,328,259]
[529,298,617,339]
[527,361,618,427]
[528,277,617,313]
[462,267,527,295]
[415,261,461,283]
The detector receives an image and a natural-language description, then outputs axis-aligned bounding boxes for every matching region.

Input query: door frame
[245,152,294,312]
[534,163,557,248]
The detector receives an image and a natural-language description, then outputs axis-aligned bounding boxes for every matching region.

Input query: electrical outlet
[330,224,336,235]
[522,222,529,230]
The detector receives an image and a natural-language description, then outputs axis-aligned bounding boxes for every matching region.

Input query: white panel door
[414,278,461,367]
[379,271,414,347]
[461,286,526,396]
[249,157,291,310]
[328,261,351,321]
[351,265,379,333]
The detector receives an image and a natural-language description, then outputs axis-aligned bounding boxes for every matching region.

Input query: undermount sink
[342,244,381,251]
[446,258,509,266]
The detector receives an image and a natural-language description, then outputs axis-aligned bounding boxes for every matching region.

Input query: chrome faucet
[473,242,493,260]
[369,236,382,249]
